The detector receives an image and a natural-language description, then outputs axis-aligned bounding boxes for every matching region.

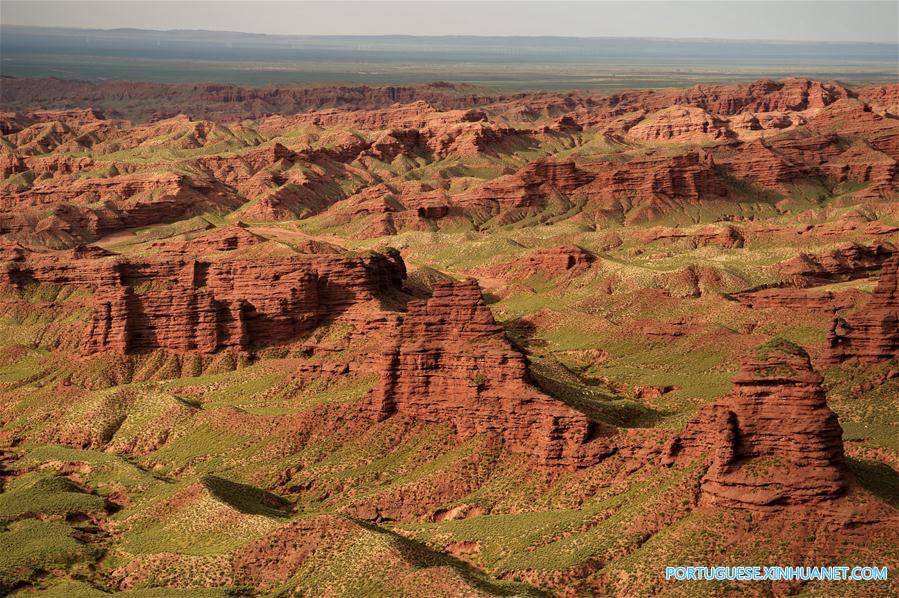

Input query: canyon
[0,76,897,596]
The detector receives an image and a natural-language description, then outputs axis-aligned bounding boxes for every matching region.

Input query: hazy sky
[3,1,897,43]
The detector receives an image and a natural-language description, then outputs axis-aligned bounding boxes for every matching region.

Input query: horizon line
[3,23,896,47]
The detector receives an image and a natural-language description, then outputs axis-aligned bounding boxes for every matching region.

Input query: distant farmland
[2,26,897,89]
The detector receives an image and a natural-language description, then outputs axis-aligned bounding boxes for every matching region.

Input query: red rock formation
[776,242,895,286]
[575,151,727,223]
[425,121,528,158]
[454,159,593,212]
[806,98,891,137]
[6,238,606,468]
[665,340,846,510]
[543,115,583,133]
[728,287,858,312]
[668,78,853,115]
[366,279,606,468]
[859,83,899,116]
[827,256,899,363]
[720,140,803,189]
[626,106,733,143]
[483,245,598,280]
[364,128,423,161]
[766,132,845,167]
[0,172,243,244]
[632,224,744,249]
[730,111,802,135]
[821,142,898,199]
[0,149,26,179]
[5,76,894,246]
[0,233,406,355]
[22,154,97,176]
[0,111,24,135]
[24,107,107,127]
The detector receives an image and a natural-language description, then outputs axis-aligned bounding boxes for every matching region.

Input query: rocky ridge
[366,279,608,468]
[0,232,606,469]
[3,78,897,246]
[827,256,899,363]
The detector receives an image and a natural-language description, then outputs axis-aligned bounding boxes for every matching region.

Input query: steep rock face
[665,340,846,510]
[82,264,321,355]
[454,159,593,212]
[3,233,605,469]
[720,140,803,189]
[366,279,605,468]
[827,256,899,363]
[575,152,727,222]
[625,106,733,143]
[1,235,406,355]
[776,242,895,286]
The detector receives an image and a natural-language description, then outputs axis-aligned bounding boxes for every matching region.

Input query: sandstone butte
[664,340,847,510]
[364,278,608,468]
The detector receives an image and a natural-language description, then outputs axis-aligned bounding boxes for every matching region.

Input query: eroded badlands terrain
[0,77,898,596]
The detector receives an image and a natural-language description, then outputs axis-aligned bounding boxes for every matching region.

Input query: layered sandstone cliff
[1,232,606,469]
[1,230,406,355]
[665,340,846,510]
[827,256,899,363]
[366,279,606,468]
[625,106,733,143]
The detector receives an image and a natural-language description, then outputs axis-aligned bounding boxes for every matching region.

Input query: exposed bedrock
[665,340,847,510]
[827,255,899,364]
[365,279,609,469]
[0,231,406,355]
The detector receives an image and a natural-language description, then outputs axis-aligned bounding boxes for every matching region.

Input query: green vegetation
[0,473,105,521]
[0,519,99,593]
